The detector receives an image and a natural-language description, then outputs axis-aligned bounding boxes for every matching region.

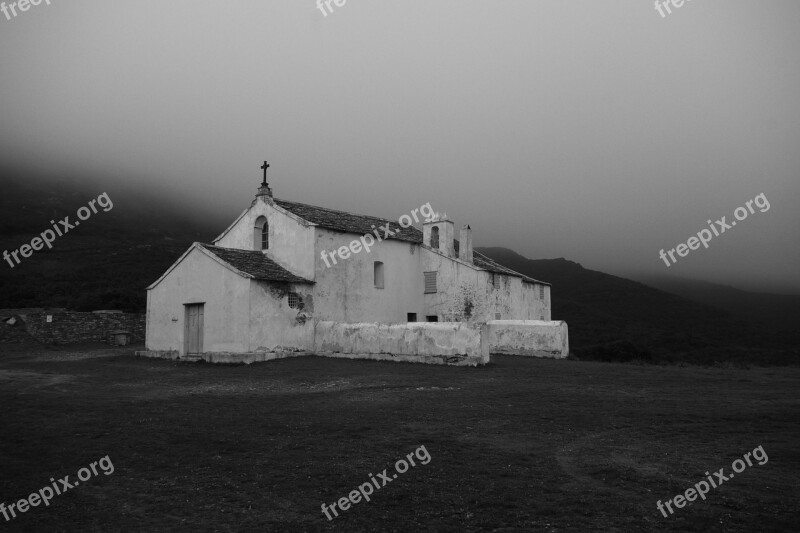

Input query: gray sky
[2,0,798,292]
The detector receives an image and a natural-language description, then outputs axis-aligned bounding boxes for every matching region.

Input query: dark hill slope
[0,174,221,312]
[633,274,800,333]
[476,247,798,365]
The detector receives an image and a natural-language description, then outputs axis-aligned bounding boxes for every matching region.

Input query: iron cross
[260,161,270,186]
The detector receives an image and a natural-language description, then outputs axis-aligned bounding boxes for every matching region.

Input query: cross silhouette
[260,161,270,186]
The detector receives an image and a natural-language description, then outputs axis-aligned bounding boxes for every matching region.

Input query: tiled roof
[275,199,547,285]
[473,251,544,285]
[199,244,312,284]
[275,199,423,244]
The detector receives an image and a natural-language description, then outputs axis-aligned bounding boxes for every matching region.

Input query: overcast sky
[1,0,798,292]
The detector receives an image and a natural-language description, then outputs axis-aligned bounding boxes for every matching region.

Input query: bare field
[0,346,798,532]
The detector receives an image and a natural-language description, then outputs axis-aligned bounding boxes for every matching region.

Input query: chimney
[459,224,473,263]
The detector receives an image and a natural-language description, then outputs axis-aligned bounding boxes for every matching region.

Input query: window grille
[539,285,545,300]
[288,293,299,308]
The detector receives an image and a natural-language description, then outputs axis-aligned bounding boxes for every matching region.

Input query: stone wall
[20,311,145,345]
[485,320,569,358]
[314,321,490,366]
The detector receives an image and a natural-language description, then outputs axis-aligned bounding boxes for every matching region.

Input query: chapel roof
[199,244,312,284]
[275,199,422,243]
[274,199,547,285]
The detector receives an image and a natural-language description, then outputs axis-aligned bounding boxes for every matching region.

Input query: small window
[430,226,439,249]
[287,292,299,308]
[424,271,437,293]
[407,313,417,322]
[374,261,384,289]
[426,315,438,322]
[540,314,545,320]
[495,313,501,320]
[539,285,545,300]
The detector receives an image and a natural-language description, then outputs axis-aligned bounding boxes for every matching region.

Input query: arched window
[253,216,268,251]
[430,226,439,249]
[374,261,384,289]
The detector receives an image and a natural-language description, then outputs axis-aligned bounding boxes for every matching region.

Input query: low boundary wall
[314,321,490,366]
[7,310,145,345]
[486,320,569,358]
[137,321,491,366]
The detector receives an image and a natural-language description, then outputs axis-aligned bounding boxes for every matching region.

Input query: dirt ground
[0,345,797,532]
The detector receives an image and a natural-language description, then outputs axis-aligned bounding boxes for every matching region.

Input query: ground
[0,345,797,532]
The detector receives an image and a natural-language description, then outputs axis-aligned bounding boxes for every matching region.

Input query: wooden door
[185,304,204,355]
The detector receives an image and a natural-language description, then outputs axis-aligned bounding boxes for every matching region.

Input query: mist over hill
[0,173,224,312]
[1,175,796,365]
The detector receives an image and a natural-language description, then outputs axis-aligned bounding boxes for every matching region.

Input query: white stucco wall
[521,282,551,321]
[486,320,568,358]
[213,197,316,280]
[145,248,252,354]
[145,247,316,355]
[310,234,551,324]
[420,249,550,322]
[248,280,315,351]
[313,228,424,323]
[314,321,488,359]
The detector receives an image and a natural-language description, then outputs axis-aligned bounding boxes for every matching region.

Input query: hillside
[0,174,222,312]
[632,273,800,332]
[476,247,798,365]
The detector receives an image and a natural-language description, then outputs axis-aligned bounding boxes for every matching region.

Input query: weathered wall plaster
[485,320,568,358]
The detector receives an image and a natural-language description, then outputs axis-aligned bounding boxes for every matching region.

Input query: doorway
[184,303,204,355]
